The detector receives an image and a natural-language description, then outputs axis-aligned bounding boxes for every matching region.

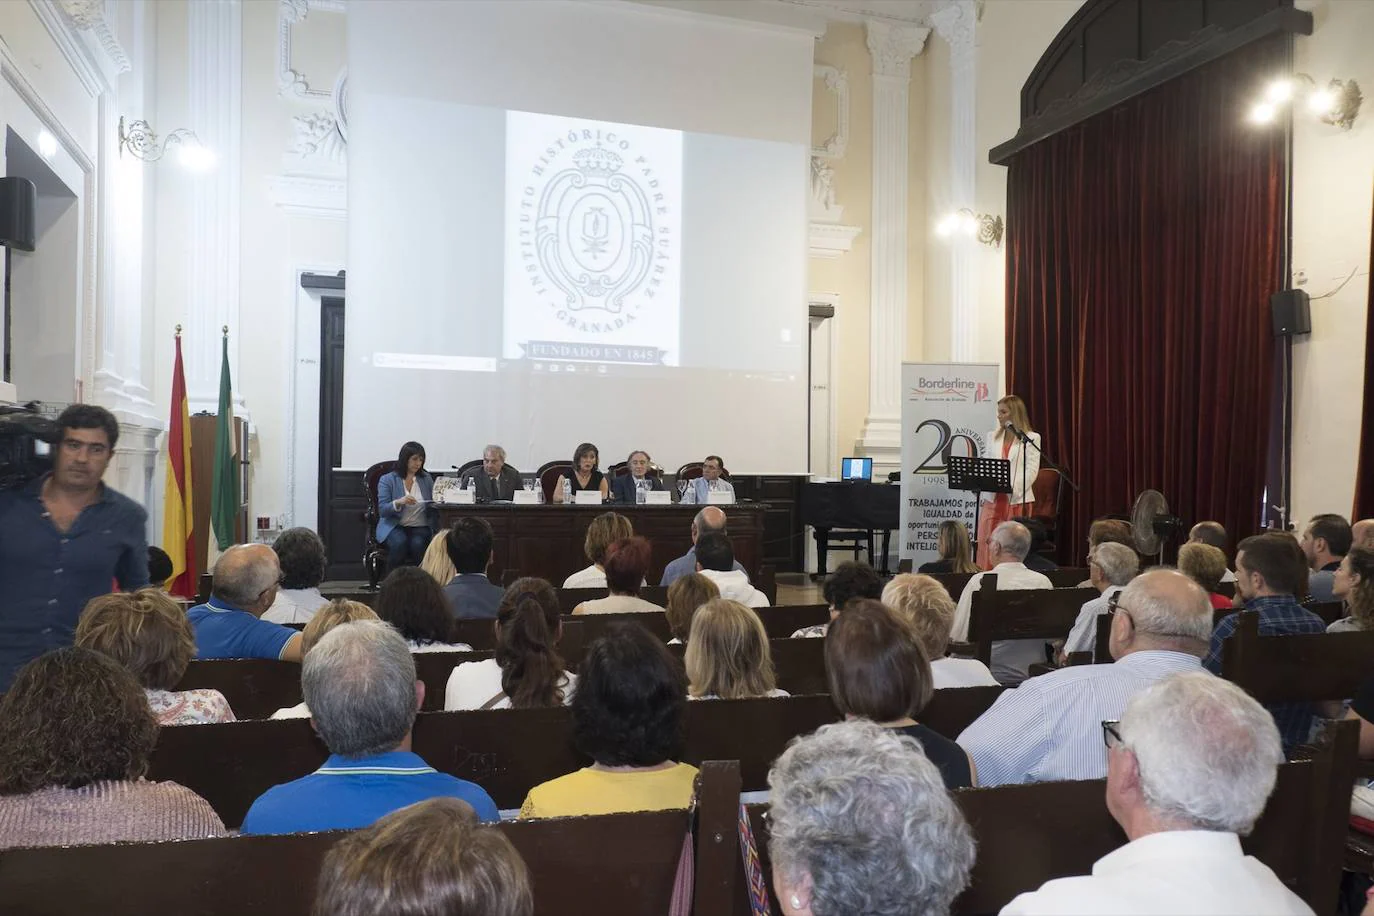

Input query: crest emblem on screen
[532,145,658,314]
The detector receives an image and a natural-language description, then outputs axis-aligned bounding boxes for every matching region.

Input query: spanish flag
[162,327,196,597]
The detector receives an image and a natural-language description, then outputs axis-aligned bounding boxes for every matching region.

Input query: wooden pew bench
[966,579,1097,668]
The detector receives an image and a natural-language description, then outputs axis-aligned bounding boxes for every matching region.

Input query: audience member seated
[572,536,661,615]
[1060,542,1139,662]
[241,620,498,834]
[679,454,735,505]
[952,521,1054,685]
[189,544,303,662]
[685,599,787,700]
[147,545,174,591]
[825,600,973,788]
[272,599,380,719]
[1205,534,1326,751]
[76,589,235,725]
[376,568,473,652]
[519,623,696,818]
[376,441,439,572]
[959,569,1211,786]
[766,720,975,916]
[1301,513,1352,603]
[445,578,576,711]
[1090,517,1135,551]
[262,527,330,624]
[471,443,523,502]
[1329,546,1374,633]
[694,531,768,608]
[919,519,980,574]
[659,506,743,586]
[1001,673,1311,916]
[610,449,666,503]
[1188,521,1237,582]
[418,529,455,587]
[1017,517,1059,572]
[551,441,609,504]
[562,511,633,588]
[1344,676,1374,760]
[664,572,720,645]
[440,517,504,620]
[1355,518,1374,550]
[313,797,533,916]
[792,560,884,638]
[1178,542,1235,611]
[0,647,226,848]
[881,573,997,688]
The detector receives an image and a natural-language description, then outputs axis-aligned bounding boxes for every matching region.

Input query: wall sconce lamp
[1248,74,1362,130]
[936,208,1004,248]
[117,116,216,170]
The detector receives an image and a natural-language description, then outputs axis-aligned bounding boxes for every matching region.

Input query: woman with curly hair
[562,511,633,588]
[1329,546,1374,633]
[263,528,330,624]
[518,623,696,818]
[76,588,236,726]
[0,647,226,848]
[375,567,471,652]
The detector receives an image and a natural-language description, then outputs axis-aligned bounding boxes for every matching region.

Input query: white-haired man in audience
[1001,673,1313,915]
[659,506,742,587]
[189,544,303,662]
[951,521,1053,685]
[958,568,1212,787]
[1188,521,1236,582]
[240,620,497,834]
[1058,542,1139,663]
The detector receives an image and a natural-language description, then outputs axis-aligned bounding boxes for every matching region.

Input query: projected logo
[505,112,683,366]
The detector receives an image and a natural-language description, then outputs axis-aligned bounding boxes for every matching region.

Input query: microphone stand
[1009,427,1080,525]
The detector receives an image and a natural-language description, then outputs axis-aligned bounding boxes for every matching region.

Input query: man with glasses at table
[0,404,150,690]
[957,568,1213,787]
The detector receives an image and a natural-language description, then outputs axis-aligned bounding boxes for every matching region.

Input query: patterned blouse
[146,688,236,726]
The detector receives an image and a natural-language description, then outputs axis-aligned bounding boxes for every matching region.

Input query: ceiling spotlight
[1249,101,1278,125]
[1266,79,1294,103]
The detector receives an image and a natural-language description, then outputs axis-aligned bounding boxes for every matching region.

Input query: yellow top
[518,763,699,819]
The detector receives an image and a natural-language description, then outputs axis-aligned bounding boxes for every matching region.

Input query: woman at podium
[977,395,1041,569]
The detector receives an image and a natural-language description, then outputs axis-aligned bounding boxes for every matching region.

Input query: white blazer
[985,428,1041,506]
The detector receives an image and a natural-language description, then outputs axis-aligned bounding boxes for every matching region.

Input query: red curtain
[1353,184,1374,520]
[1006,39,1287,560]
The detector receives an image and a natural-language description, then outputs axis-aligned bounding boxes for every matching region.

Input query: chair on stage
[1029,468,1062,555]
[608,461,663,481]
[453,458,482,485]
[537,460,573,502]
[674,462,732,483]
[362,461,394,589]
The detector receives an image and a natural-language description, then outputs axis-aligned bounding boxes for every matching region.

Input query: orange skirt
[976,494,1034,570]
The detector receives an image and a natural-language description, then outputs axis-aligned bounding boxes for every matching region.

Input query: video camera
[0,403,61,490]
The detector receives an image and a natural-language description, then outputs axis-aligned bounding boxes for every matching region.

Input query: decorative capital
[929,0,976,51]
[865,21,929,80]
[57,0,104,29]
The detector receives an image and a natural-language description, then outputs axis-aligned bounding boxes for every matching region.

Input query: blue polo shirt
[189,596,298,660]
[239,750,499,835]
[0,474,149,690]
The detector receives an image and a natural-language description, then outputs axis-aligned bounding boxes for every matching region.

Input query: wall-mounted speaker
[0,176,36,252]
[1270,289,1311,338]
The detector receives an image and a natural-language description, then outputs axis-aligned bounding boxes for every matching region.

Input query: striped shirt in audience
[957,650,1204,787]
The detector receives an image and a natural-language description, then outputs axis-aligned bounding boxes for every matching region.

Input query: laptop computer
[840,457,873,481]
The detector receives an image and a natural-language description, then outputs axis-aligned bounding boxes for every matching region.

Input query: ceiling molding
[774,0,956,27]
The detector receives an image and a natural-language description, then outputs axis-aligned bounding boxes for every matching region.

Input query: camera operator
[0,404,148,690]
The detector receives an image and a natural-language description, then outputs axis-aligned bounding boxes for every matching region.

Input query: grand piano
[800,481,901,577]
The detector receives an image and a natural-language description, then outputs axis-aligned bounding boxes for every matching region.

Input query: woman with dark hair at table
[552,442,609,503]
[0,647,226,848]
[376,441,439,572]
[976,395,1041,570]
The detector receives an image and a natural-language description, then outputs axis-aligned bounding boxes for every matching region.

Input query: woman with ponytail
[443,578,577,710]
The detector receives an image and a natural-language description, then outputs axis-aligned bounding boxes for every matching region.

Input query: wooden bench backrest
[1221,610,1374,703]
[967,580,1097,665]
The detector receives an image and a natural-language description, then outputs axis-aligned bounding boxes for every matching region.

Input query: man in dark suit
[611,449,666,504]
[440,517,504,619]
[471,444,523,502]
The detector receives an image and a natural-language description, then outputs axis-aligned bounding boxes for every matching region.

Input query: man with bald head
[189,544,304,661]
[1355,519,1374,550]
[958,569,1213,786]
[659,505,743,587]
[1188,520,1236,582]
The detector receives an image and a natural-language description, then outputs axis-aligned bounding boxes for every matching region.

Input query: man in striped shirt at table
[958,569,1213,787]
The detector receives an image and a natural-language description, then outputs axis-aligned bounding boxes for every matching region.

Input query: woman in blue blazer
[376,441,439,572]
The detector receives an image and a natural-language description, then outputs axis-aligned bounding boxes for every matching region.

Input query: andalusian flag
[161,328,196,597]
[210,329,238,550]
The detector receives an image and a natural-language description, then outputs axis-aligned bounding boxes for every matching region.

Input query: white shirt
[408,640,473,653]
[931,656,999,689]
[952,561,1053,685]
[444,657,577,711]
[271,701,310,720]
[562,565,606,589]
[699,569,769,607]
[1221,568,1237,583]
[397,477,427,527]
[1062,585,1124,658]
[1000,830,1313,915]
[957,650,1205,787]
[262,587,330,625]
[689,688,790,700]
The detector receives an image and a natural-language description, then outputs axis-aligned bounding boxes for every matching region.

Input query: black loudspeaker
[1270,289,1311,337]
[0,176,36,252]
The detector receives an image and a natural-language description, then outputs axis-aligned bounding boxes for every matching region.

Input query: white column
[185,0,243,414]
[858,21,929,469]
[931,1,978,361]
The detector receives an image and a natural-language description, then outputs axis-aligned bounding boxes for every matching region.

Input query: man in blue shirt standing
[0,404,148,690]
[240,620,498,834]
[189,543,303,661]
